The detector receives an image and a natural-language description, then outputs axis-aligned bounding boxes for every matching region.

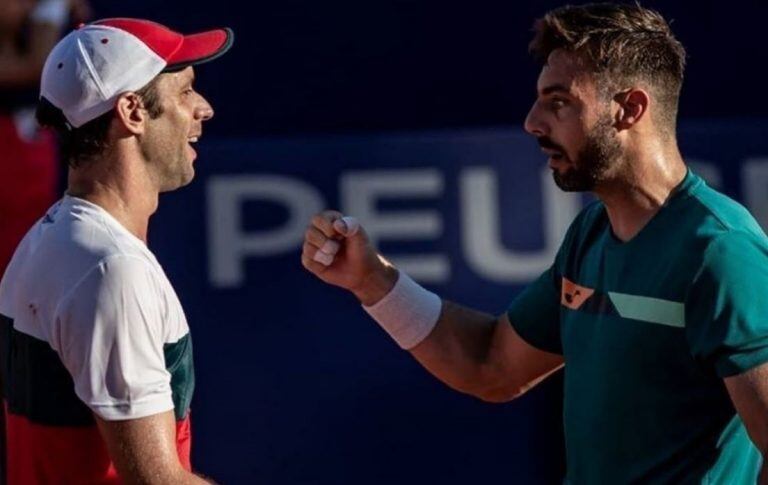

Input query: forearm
[409,300,502,397]
[302,212,563,402]
[95,412,215,485]
[118,469,213,485]
[355,266,562,402]
[169,471,216,485]
[724,365,768,485]
[352,265,501,395]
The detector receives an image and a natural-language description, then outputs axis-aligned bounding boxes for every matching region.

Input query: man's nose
[524,103,547,137]
[195,96,214,121]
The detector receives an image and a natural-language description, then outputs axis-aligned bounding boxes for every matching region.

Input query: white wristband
[362,271,442,350]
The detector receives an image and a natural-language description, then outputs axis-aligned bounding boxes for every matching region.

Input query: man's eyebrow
[540,84,570,96]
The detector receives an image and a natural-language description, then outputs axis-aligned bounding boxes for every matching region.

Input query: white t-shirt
[0,195,190,420]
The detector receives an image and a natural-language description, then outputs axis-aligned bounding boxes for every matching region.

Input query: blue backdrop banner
[148,121,768,484]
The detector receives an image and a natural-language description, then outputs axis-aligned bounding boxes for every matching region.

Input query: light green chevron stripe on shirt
[607,292,685,328]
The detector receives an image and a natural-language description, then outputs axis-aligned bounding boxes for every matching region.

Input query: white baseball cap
[40,18,234,128]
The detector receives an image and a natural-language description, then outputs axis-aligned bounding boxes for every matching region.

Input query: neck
[594,139,687,242]
[67,149,159,243]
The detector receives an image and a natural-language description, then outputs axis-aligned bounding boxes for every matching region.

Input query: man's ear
[114,92,148,135]
[613,88,650,130]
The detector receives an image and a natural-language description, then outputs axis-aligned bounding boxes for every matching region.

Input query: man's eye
[550,98,567,109]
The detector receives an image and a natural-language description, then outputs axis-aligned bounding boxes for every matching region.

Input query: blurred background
[2,0,768,483]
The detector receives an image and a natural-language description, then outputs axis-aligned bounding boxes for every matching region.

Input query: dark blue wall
[146,122,768,484]
[81,2,768,483]
[90,0,768,136]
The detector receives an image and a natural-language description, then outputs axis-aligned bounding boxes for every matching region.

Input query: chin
[159,171,195,193]
[552,168,595,192]
[176,172,195,189]
[178,171,195,189]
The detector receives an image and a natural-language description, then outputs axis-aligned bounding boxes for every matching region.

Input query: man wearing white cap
[0,18,232,484]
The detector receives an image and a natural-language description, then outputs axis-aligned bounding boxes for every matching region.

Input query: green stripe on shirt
[607,292,685,328]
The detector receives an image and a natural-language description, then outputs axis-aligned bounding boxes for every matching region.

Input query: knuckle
[307,229,323,245]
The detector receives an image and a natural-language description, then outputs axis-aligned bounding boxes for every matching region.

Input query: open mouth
[186,135,200,160]
[541,148,565,160]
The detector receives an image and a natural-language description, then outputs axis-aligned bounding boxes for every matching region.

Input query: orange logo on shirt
[561,277,595,310]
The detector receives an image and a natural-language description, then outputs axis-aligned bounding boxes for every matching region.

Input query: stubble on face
[550,112,623,192]
[528,50,624,193]
[141,130,193,192]
[138,71,197,193]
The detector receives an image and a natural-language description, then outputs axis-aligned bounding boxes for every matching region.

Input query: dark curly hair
[530,3,686,136]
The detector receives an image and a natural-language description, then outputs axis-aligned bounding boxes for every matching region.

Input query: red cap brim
[165,27,234,71]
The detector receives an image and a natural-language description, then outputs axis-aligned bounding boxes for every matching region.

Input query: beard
[543,116,622,192]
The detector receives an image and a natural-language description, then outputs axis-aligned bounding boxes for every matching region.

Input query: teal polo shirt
[508,170,768,483]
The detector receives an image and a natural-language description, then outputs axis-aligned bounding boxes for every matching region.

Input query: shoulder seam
[686,229,756,308]
[688,186,738,234]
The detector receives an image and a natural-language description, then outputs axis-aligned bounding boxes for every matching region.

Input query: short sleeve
[54,255,174,420]
[686,231,768,377]
[506,264,562,354]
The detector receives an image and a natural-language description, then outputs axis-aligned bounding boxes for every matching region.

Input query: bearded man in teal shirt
[302,3,768,483]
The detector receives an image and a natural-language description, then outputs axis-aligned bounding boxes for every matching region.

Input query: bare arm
[724,363,768,484]
[410,302,563,402]
[302,211,563,402]
[95,410,213,485]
